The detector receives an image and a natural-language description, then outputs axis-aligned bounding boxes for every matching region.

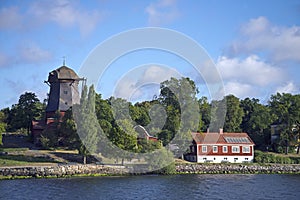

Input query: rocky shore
[1,163,300,179]
[175,163,300,174]
[0,164,129,179]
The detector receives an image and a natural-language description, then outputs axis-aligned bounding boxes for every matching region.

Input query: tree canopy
[2,77,300,156]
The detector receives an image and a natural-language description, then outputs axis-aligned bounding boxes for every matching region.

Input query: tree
[198,96,211,132]
[0,111,7,145]
[40,110,61,148]
[130,104,150,127]
[159,77,200,157]
[269,93,300,154]
[9,92,43,133]
[73,85,99,164]
[240,98,274,149]
[223,95,244,132]
[59,109,80,148]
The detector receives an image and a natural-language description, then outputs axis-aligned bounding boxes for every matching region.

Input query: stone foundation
[1,163,300,179]
[0,164,128,178]
[175,163,300,174]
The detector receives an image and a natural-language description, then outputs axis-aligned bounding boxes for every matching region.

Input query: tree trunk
[83,155,87,164]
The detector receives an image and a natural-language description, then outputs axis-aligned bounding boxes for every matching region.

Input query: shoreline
[1,163,300,180]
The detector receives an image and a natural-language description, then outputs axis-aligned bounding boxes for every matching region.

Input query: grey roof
[51,66,80,80]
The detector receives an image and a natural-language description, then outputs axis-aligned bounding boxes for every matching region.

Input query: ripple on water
[0,174,299,200]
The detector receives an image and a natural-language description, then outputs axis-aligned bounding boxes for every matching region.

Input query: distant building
[185,129,255,163]
[31,65,84,144]
[134,125,158,142]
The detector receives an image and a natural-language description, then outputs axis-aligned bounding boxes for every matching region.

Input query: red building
[134,125,158,142]
[185,129,255,163]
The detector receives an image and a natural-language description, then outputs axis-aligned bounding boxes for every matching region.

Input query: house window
[65,102,68,105]
[224,157,227,160]
[223,146,228,153]
[232,146,240,153]
[64,91,68,94]
[202,146,207,153]
[213,146,218,153]
[242,146,250,153]
[245,158,249,161]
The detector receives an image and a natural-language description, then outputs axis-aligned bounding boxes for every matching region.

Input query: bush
[254,150,297,164]
[40,135,50,149]
[153,162,176,175]
[290,157,300,164]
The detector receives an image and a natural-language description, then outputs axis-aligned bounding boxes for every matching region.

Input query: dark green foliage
[74,85,100,164]
[240,98,274,150]
[5,92,44,133]
[0,111,7,145]
[269,93,300,153]
[158,77,199,157]
[2,75,300,159]
[138,138,162,153]
[254,150,299,164]
[223,95,244,132]
[198,97,210,132]
[152,162,176,175]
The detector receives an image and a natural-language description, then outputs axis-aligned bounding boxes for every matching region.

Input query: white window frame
[232,146,240,153]
[223,146,228,153]
[242,146,250,153]
[213,146,218,153]
[202,145,207,153]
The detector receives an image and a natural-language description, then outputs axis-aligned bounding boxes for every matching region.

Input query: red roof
[191,132,255,145]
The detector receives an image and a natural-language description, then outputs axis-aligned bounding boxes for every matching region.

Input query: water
[1,174,300,200]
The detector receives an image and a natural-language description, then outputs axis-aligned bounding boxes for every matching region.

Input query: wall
[176,163,300,174]
[1,163,300,179]
[0,164,128,178]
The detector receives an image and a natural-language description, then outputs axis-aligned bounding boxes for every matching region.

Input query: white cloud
[138,65,180,84]
[28,0,103,37]
[229,16,300,62]
[0,1,103,36]
[114,65,181,101]
[0,6,23,30]
[276,82,299,94]
[19,43,52,64]
[145,0,179,26]
[223,82,257,99]
[216,55,284,86]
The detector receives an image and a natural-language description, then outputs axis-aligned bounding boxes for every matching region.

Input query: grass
[0,154,60,166]
[0,147,29,152]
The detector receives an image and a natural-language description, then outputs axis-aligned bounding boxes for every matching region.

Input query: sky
[0,0,300,109]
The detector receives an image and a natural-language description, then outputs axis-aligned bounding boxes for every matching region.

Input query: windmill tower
[45,64,84,122]
[31,63,85,144]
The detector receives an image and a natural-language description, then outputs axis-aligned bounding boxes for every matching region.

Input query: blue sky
[0,0,300,109]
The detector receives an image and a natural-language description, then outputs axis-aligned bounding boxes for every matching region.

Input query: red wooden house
[185,129,255,163]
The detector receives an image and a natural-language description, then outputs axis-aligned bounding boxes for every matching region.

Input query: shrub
[254,150,299,164]
[153,162,176,175]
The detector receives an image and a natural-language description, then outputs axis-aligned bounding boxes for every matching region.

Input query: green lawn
[0,148,62,166]
[0,155,59,166]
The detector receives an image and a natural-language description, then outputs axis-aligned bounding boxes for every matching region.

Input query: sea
[1,174,300,199]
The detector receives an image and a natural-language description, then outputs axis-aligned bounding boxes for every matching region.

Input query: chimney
[207,128,209,133]
[219,128,223,134]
